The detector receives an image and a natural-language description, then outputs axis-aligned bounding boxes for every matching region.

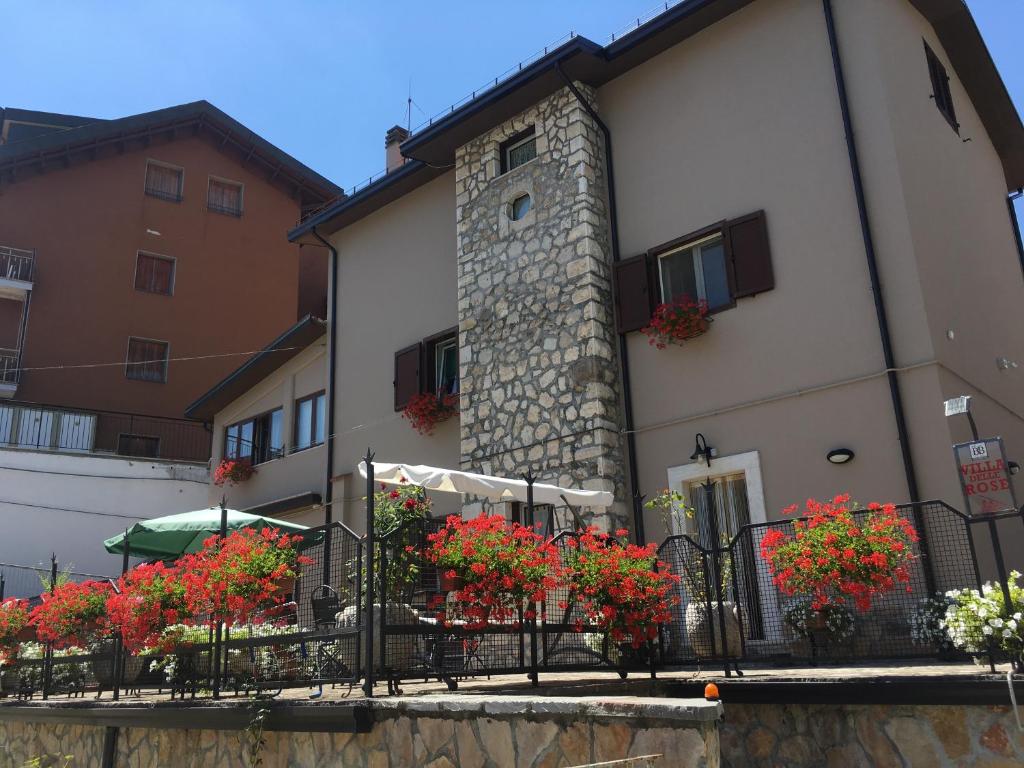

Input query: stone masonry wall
[722,702,1024,767]
[455,84,628,530]
[0,696,721,767]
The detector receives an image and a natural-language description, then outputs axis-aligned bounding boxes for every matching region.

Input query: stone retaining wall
[721,702,1024,767]
[0,696,722,768]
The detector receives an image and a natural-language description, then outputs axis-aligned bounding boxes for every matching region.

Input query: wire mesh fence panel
[655,535,722,665]
[726,501,982,664]
[0,564,115,601]
[540,532,622,671]
[294,523,364,632]
[377,517,529,686]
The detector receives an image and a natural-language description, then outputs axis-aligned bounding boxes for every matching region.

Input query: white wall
[0,447,207,593]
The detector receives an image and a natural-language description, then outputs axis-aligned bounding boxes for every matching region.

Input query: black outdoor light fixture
[690,433,715,466]
[1009,461,1021,476]
[826,448,855,465]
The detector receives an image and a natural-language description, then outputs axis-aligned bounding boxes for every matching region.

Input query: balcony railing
[0,245,35,283]
[0,401,211,462]
[0,348,19,386]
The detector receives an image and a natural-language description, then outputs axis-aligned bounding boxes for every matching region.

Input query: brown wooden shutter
[394,343,422,411]
[612,254,654,333]
[725,211,773,298]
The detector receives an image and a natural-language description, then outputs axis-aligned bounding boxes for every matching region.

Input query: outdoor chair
[308,584,353,699]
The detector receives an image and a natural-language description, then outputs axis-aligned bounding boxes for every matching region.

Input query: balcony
[0,401,211,462]
[0,348,18,398]
[0,245,35,299]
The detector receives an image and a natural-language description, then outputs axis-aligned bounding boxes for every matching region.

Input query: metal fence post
[111,533,131,701]
[524,473,540,687]
[42,554,57,700]
[211,502,228,699]
[363,449,376,698]
[0,572,5,601]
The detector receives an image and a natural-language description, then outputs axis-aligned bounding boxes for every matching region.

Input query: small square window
[125,338,169,383]
[117,434,160,458]
[144,161,183,202]
[208,177,244,217]
[500,127,537,174]
[924,42,958,133]
[657,234,731,311]
[134,252,175,295]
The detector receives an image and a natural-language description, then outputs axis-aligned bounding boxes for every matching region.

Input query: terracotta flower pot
[438,573,464,593]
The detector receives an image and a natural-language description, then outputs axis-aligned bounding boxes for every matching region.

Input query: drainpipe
[555,62,646,544]
[1009,190,1024,277]
[311,226,339,584]
[823,0,937,593]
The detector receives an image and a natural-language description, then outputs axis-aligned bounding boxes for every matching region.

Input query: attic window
[500,127,537,174]
[924,41,958,134]
[144,160,184,202]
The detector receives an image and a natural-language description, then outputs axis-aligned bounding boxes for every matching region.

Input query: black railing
[0,245,34,283]
[2,474,1020,702]
[0,401,211,462]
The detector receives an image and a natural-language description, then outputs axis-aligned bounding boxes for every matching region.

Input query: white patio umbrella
[357,460,613,509]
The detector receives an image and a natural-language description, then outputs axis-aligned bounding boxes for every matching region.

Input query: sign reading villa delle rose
[953,437,1018,516]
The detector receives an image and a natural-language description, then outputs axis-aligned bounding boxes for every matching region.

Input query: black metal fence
[2,465,1020,702]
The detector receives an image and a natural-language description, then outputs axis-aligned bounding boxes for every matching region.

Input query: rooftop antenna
[407,78,413,133]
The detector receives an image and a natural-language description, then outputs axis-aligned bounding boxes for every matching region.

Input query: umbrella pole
[112,533,130,701]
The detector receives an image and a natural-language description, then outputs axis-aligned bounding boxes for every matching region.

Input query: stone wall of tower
[455,84,628,529]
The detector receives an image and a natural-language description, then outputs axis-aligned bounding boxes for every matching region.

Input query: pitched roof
[0,100,341,202]
[184,315,327,422]
[290,0,1024,242]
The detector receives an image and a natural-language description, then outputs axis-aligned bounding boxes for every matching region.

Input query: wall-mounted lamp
[826,448,855,465]
[1009,461,1021,476]
[690,433,715,466]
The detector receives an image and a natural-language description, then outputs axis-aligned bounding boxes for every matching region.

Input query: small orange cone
[704,683,720,702]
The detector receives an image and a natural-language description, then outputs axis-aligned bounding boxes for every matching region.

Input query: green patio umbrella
[103,507,311,559]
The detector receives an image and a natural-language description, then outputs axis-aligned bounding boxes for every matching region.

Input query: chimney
[385,125,410,173]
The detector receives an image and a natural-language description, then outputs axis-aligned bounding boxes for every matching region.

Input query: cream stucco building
[190,0,1024,577]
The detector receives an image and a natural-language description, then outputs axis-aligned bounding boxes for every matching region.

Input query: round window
[510,193,532,221]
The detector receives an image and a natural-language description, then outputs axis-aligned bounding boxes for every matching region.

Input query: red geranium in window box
[0,598,31,662]
[642,295,711,349]
[106,561,191,653]
[424,515,559,629]
[28,580,113,649]
[402,392,459,436]
[759,494,918,612]
[562,527,681,649]
[177,527,311,626]
[213,457,256,486]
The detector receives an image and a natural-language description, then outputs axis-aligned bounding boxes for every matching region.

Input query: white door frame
[665,450,783,645]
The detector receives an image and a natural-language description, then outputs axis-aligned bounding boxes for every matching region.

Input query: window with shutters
[134,252,175,296]
[656,233,731,311]
[394,329,459,411]
[125,337,169,383]
[294,391,326,451]
[924,42,958,134]
[612,211,773,334]
[225,408,283,465]
[500,127,537,174]
[144,160,184,202]
[208,177,244,217]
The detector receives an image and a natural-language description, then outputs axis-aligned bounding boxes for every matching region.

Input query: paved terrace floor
[7,661,1018,707]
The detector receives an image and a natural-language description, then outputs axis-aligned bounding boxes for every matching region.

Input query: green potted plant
[942,572,1023,669]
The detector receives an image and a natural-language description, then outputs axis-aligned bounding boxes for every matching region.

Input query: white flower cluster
[940,571,1024,659]
[909,594,954,650]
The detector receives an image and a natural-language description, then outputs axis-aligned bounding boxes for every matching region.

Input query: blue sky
[3,0,1022,210]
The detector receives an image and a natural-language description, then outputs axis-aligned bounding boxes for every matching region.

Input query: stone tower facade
[455,84,628,529]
